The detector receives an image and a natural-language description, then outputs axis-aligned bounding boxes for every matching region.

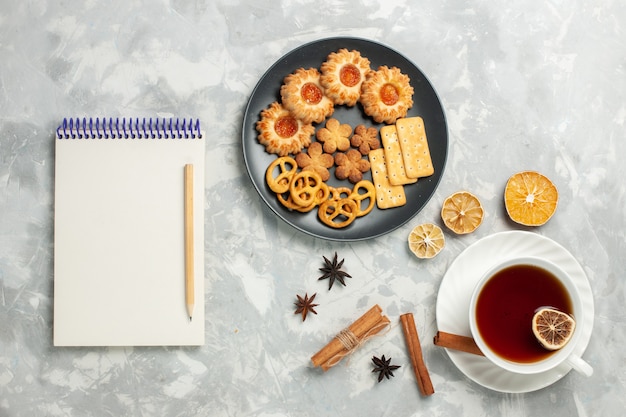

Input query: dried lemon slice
[441,191,484,234]
[504,171,558,226]
[408,223,445,259]
[532,308,576,350]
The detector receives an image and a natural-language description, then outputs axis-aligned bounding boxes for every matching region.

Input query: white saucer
[435,231,594,393]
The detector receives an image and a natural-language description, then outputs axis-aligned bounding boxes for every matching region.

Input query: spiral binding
[56,117,203,139]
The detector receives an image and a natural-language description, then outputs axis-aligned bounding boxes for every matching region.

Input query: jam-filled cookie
[359,66,414,124]
[280,67,334,124]
[256,101,314,156]
[320,49,371,107]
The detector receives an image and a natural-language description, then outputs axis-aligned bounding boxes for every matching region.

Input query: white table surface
[1,0,624,416]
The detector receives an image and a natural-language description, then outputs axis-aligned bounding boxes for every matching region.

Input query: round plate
[242,37,448,241]
[435,231,594,393]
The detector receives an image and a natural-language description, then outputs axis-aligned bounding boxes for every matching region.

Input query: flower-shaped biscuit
[316,118,353,154]
[350,124,381,155]
[335,149,371,184]
[295,142,335,181]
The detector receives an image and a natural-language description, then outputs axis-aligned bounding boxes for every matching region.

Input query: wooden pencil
[184,164,194,321]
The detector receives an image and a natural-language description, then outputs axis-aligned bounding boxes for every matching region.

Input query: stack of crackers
[370,116,434,209]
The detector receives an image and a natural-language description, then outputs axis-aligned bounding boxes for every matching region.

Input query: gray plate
[242,37,448,241]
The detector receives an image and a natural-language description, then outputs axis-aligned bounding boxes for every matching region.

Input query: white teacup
[469,256,593,376]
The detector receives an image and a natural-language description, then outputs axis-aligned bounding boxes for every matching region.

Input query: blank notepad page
[53,118,205,346]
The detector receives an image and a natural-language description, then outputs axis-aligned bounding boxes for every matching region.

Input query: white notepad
[53,118,205,346]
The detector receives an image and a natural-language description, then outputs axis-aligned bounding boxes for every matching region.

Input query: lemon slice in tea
[531,308,576,350]
[504,171,558,226]
[441,191,484,234]
[408,223,445,259]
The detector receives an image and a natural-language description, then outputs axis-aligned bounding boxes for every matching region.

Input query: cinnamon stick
[433,331,484,356]
[311,304,390,371]
[400,313,435,396]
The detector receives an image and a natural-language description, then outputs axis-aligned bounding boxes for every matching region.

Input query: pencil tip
[189,316,192,322]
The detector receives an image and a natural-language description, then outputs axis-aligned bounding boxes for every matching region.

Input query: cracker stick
[396,117,434,179]
[369,149,406,209]
[380,125,417,186]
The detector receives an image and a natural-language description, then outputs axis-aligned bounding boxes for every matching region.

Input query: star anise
[318,252,351,290]
[294,293,318,322]
[371,355,401,383]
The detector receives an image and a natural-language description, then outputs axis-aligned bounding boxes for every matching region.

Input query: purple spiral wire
[57,117,202,139]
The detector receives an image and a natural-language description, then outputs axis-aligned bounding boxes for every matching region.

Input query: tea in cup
[469,256,592,376]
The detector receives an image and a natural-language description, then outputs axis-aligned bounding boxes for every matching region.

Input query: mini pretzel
[266,156,297,194]
[318,198,358,228]
[328,186,353,201]
[276,191,315,212]
[277,192,302,211]
[314,182,331,205]
[289,171,322,207]
[279,181,330,213]
[350,180,376,217]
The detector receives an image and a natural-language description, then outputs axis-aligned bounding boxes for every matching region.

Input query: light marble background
[1,0,625,416]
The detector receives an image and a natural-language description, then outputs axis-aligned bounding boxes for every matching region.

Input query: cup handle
[566,354,593,377]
